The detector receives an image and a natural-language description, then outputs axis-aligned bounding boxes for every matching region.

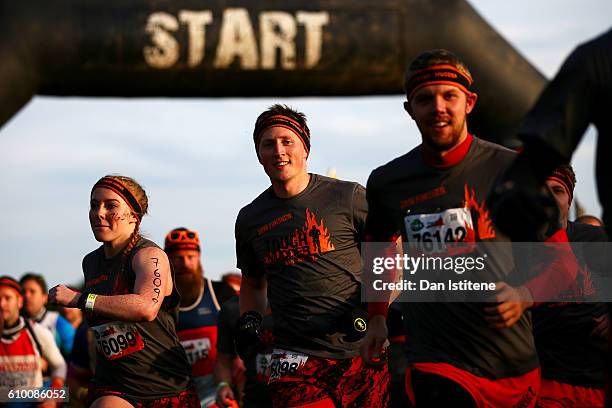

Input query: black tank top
[82,237,192,399]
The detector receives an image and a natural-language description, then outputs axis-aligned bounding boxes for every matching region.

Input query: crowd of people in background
[1,31,611,408]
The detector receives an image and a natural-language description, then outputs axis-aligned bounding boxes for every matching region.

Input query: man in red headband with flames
[361,49,548,407]
[234,104,389,407]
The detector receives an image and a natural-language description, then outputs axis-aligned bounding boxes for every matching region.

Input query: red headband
[91,177,143,221]
[253,114,310,158]
[548,174,575,204]
[0,277,22,296]
[406,64,474,100]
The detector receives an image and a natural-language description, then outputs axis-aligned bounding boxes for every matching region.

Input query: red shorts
[537,378,604,408]
[406,362,540,408]
[89,384,200,407]
[267,349,389,407]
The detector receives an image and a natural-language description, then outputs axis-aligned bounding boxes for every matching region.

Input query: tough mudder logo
[353,318,366,332]
[263,209,335,266]
[144,9,329,70]
[463,184,496,240]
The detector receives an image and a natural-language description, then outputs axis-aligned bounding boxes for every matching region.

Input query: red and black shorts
[89,384,199,407]
[267,348,389,408]
[537,378,604,408]
[405,362,540,408]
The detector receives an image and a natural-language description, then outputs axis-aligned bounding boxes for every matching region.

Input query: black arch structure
[0,0,545,144]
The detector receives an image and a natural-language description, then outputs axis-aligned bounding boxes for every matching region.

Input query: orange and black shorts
[267,349,389,408]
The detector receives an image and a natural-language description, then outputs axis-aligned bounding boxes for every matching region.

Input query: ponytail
[120,222,141,275]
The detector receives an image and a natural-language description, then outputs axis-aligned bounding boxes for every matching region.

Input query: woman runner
[49,175,198,408]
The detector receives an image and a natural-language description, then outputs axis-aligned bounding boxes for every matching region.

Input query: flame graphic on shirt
[464,184,496,240]
[558,264,596,300]
[303,209,335,254]
[263,209,335,265]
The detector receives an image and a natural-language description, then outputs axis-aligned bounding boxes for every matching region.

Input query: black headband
[406,64,473,100]
[253,114,310,158]
[91,177,143,221]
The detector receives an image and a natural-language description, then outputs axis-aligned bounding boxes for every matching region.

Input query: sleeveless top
[177,278,222,378]
[82,237,192,399]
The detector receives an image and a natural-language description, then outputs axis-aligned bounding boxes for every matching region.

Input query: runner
[485,29,612,403]
[48,175,198,408]
[361,49,540,407]
[235,104,389,407]
[490,28,612,238]
[0,276,66,404]
[534,164,608,408]
[20,273,75,358]
[164,227,235,407]
[215,296,273,408]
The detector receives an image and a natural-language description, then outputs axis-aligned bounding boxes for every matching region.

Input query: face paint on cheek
[111,212,131,222]
[102,212,124,228]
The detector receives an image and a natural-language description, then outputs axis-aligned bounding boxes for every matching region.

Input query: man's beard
[419,117,466,152]
[175,263,204,303]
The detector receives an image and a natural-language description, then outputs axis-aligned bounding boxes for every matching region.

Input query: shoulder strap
[24,319,42,356]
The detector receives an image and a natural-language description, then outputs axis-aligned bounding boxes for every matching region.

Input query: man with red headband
[361,49,541,407]
[0,276,66,404]
[235,104,388,407]
[533,164,608,407]
[164,227,235,407]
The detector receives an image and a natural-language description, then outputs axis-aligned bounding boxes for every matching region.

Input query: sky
[1,0,610,287]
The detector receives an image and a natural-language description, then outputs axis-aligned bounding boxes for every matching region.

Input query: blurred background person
[165,227,235,407]
[576,215,604,227]
[0,276,66,408]
[20,273,75,359]
[533,164,608,407]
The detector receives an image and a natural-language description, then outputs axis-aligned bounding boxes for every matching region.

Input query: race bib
[91,322,145,360]
[268,349,308,383]
[180,338,211,366]
[404,208,474,253]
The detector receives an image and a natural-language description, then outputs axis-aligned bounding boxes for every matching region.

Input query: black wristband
[237,311,263,330]
[77,291,89,311]
[235,311,263,361]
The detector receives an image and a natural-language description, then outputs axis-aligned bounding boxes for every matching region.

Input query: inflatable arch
[0,0,545,143]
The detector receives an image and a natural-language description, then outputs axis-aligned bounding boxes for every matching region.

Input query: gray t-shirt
[235,174,367,358]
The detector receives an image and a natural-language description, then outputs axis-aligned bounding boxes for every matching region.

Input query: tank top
[82,237,192,399]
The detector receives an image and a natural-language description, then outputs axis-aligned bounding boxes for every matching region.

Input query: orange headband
[0,276,22,297]
[406,64,474,100]
[253,114,310,158]
[91,177,143,221]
